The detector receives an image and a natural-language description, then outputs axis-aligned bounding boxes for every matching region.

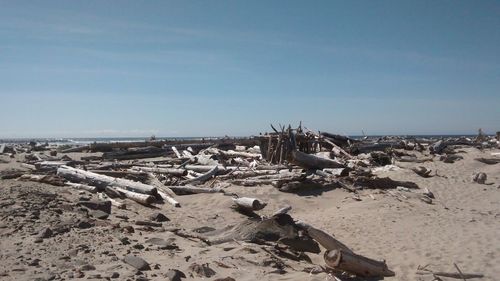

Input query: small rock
[80,264,96,271]
[145,238,177,250]
[122,225,135,233]
[166,269,186,281]
[122,255,150,271]
[37,227,53,239]
[34,238,43,243]
[110,272,120,279]
[28,259,40,266]
[214,278,236,281]
[133,244,144,250]
[77,220,93,229]
[149,212,169,222]
[472,172,487,184]
[67,249,79,256]
[120,237,131,245]
[89,210,109,220]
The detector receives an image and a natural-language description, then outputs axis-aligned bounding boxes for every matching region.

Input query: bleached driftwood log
[57,166,157,195]
[113,187,155,205]
[65,182,98,193]
[168,185,223,195]
[18,174,66,186]
[324,249,395,277]
[290,150,344,169]
[183,165,228,173]
[232,197,267,211]
[98,192,126,209]
[217,170,278,180]
[146,173,180,207]
[183,166,218,185]
[131,166,187,176]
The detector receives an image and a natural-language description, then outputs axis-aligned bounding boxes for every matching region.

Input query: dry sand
[0,147,499,280]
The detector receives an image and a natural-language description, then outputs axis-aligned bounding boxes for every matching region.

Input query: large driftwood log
[324,249,395,277]
[320,132,356,147]
[290,150,344,169]
[351,142,404,154]
[57,166,157,195]
[102,150,166,160]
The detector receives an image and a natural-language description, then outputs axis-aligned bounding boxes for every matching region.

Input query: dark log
[351,142,404,154]
[320,132,357,147]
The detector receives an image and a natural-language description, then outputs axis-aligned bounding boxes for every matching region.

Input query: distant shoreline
[0,134,486,145]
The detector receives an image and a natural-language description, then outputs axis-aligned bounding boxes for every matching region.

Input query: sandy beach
[0,140,498,281]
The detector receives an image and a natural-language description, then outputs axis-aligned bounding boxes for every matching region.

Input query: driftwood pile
[1,125,498,279]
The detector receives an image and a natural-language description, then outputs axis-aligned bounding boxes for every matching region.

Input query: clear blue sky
[1,1,499,138]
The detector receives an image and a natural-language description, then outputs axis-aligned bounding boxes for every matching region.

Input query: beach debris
[411,166,433,178]
[122,255,151,271]
[474,157,500,165]
[232,197,267,212]
[416,264,484,279]
[472,172,487,184]
[188,262,216,278]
